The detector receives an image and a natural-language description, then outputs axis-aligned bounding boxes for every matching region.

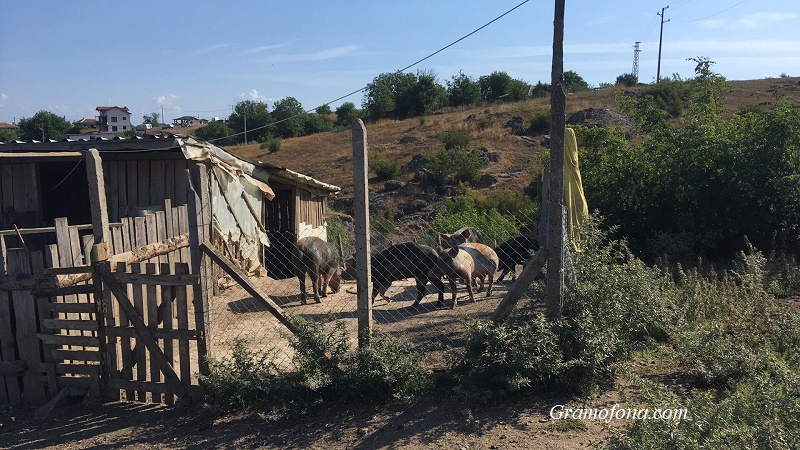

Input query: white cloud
[241,43,290,55]
[156,94,178,105]
[269,45,360,63]
[0,93,7,105]
[192,43,232,56]
[240,89,271,103]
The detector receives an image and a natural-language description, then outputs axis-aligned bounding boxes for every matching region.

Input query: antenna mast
[632,42,641,79]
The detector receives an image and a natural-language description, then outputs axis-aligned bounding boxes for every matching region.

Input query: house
[0,122,18,130]
[0,135,340,278]
[172,116,208,127]
[96,106,131,133]
[73,118,97,128]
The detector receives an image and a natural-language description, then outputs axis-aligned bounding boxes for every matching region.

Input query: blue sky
[1,0,798,125]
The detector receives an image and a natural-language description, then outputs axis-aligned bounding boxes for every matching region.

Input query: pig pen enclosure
[0,131,543,409]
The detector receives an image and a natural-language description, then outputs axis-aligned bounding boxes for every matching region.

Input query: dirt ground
[1,390,623,450]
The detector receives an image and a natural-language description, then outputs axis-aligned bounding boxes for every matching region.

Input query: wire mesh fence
[205,208,541,372]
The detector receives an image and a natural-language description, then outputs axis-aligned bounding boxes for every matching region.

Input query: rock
[476,174,499,188]
[413,169,431,184]
[567,108,634,137]
[437,185,460,197]
[407,154,429,171]
[399,136,418,144]
[384,180,403,192]
[505,116,526,135]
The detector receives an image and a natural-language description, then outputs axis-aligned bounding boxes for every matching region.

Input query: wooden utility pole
[545,0,566,319]
[352,119,373,346]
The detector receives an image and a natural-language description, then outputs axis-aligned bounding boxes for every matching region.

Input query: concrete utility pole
[545,0,566,319]
[657,5,669,82]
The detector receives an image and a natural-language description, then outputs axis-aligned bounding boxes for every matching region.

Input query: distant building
[74,118,97,128]
[96,106,131,133]
[173,116,208,127]
[0,122,18,130]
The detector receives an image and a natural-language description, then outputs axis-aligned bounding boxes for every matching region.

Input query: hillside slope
[224,77,800,232]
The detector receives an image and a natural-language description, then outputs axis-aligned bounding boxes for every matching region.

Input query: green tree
[142,112,160,127]
[447,71,482,107]
[195,121,236,145]
[479,71,513,101]
[530,81,551,98]
[507,78,530,101]
[17,111,71,141]
[563,70,590,93]
[615,73,638,87]
[227,100,272,144]
[362,71,416,120]
[335,102,358,128]
[315,104,332,116]
[408,69,447,117]
[272,96,307,138]
[0,128,20,143]
[303,114,334,134]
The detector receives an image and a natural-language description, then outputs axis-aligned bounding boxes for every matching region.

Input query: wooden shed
[0,135,340,279]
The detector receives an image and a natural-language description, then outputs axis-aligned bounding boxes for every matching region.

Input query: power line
[677,0,747,22]
[207,0,532,144]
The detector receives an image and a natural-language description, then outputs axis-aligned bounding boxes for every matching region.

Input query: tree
[507,78,531,101]
[227,100,272,144]
[615,73,638,87]
[447,71,482,107]
[0,128,19,143]
[272,97,307,138]
[563,70,590,93]
[17,111,71,141]
[315,104,332,116]
[195,121,236,145]
[408,69,447,117]
[362,72,416,120]
[479,71,513,101]
[530,81,551,98]
[336,102,358,127]
[142,112,160,127]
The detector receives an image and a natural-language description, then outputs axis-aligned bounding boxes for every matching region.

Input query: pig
[432,245,475,309]
[342,242,445,305]
[436,230,500,307]
[293,236,342,305]
[453,226,482,243]
[494,235,540,282]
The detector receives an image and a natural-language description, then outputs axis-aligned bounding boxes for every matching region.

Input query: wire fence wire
[205,209,541,371]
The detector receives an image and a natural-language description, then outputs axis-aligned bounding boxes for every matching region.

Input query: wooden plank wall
[102,158,190,223]
[0,200,193,406]
[0,162,41,228]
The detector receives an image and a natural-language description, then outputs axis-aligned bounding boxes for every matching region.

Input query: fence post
[352,119,372,347]
[545,0,566,319]
[85,148,113,400]
[187,164,212,375]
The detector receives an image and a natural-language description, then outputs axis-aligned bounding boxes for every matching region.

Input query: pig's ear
[460,228,472,240]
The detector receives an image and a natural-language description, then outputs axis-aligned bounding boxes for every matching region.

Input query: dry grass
[211,77,800,221]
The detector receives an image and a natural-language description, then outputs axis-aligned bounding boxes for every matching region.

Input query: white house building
[96,106,131,133]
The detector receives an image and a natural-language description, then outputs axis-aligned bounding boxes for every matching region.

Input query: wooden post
[187,164,212,375]
[85,149,111,245]
[545,0,566,319]
[352,119,372,347]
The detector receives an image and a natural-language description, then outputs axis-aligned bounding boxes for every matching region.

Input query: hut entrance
[264,188,295,279]
[39,161,91,226]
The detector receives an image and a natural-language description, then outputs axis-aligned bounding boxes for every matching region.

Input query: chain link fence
[205,206,541,372]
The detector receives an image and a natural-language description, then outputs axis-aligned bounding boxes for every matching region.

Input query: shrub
[259,136,282,153]
[527,109,551,134]
[424,146,481,185]
[438,127,471,150]
[369,155,402,180]
[431,201,521,245]
[615,73,638,87]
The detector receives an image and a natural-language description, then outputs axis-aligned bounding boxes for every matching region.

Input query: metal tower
[632,42,641,78]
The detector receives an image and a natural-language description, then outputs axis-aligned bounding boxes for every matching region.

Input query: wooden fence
[0,198,209,407]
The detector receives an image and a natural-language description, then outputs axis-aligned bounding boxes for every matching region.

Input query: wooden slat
[49,363,100,376]
[34,283,95,298]
[116,262,134,401]
[109,272,199,286]
[97,262,186,399]
[40,319,98,332]
[175,263,191,393]
[30,250,58,395]
[164,162,176,206]
[177,205,190,264]
[164,199,175,267]
[0,290,20,403]
[104,327,197,340]
[9,250,48,404]
[111,224,124,257]
[1,164,15,216]
[155,211,167,265]
[49,302,96,314]
[160,262,174,406]
[57,376,92,389]
[0,360,26,376]
[35,333,99,347]
[108,160,119,222]
[44,266,94,275]
[116,160,128,214]
[121,217,133,253]
[128,161,140,211]
[145,214,157,264]
[131,263,146,402]
[145,263,160,403]
[51,349,101,362]
[0,224,92,237]
[174,160,188,206]
[137,160,149,208]
[150,159,166,206]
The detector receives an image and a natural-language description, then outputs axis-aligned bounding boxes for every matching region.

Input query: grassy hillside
[223,76,800,229]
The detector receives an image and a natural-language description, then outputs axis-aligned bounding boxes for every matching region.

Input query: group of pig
[291,227,539,309]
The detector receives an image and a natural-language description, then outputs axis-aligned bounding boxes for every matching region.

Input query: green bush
[431,202,522,245]
[438,127,471,150]
[369,155,402,180]
[527,109,551,134]
[424,146,481,185]
[259,136,282,153]
[615,73,638,87]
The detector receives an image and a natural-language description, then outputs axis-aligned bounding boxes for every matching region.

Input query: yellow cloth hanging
[563,127,588,251]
